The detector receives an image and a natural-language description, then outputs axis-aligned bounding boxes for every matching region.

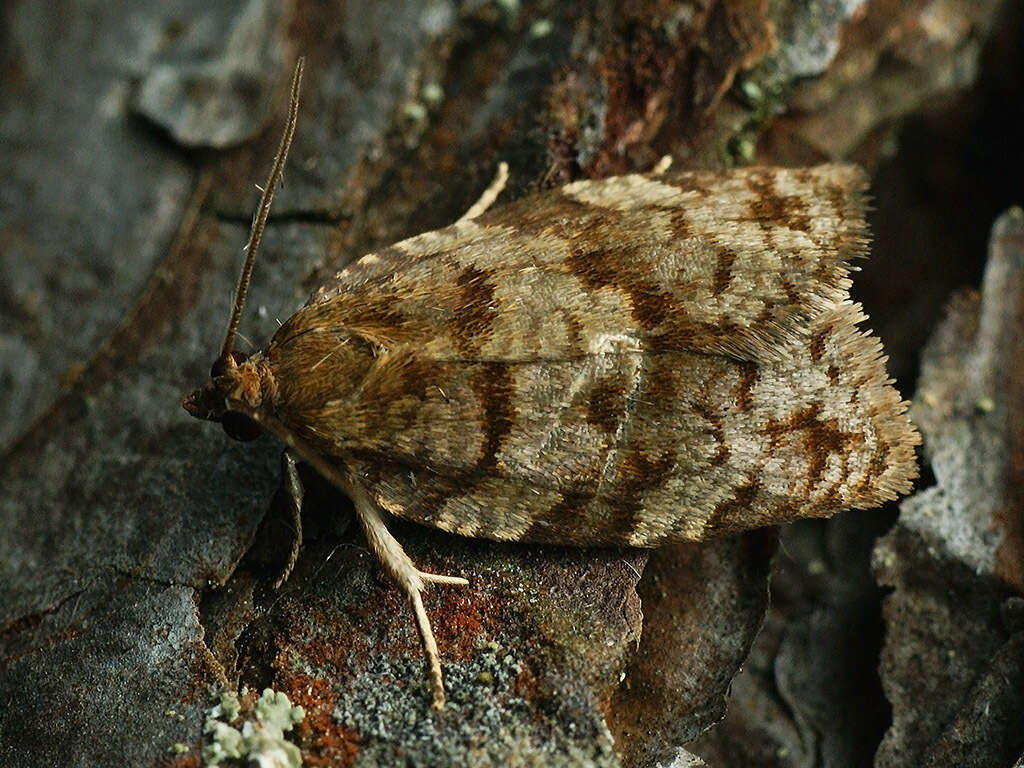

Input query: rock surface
[0,1,1018,766]
[873,209,1024,768]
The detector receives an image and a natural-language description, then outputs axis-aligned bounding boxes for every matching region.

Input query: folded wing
[267,165,918,545]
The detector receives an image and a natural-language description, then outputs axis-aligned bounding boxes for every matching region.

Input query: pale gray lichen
[254,690,306,734]
[210,690,242,723]
[403,102,428,123]
[203,688,306,768]
[204,721,244,765]
[422,83,444,106]
[530,18,553,38]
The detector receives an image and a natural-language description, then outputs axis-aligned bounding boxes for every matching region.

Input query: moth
[184,60,919,709]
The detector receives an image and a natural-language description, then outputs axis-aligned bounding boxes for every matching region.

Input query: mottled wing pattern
[305,166,866,363]
[267,165,918,546]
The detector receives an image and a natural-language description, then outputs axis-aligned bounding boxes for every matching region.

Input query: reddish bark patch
[278,672,360,768]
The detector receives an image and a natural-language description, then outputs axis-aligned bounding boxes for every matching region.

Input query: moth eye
[221,411,262,442]
[211,351,249,379]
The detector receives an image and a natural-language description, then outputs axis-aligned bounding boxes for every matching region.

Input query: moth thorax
[227,356,276,411]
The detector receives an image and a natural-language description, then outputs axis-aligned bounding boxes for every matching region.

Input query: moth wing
[267,164,917,546]
[306,164,868,364]
[278,303,915,547]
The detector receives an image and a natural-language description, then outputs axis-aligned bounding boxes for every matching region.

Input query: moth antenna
[219,56,305,364]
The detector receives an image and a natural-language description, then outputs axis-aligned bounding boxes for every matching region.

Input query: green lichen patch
[203,688,306,768]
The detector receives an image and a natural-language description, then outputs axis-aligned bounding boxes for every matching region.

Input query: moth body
[183,59,919,711]
[219,163,918,549]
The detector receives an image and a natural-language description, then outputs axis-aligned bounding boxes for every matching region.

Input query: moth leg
[456,161,509,222]
[349,483,468,710]
[272,450,304,589]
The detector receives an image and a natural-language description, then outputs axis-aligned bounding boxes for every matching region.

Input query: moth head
[182,351,264,442]
[182,58,304,444]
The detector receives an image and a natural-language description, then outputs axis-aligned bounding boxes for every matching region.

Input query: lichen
[203,688,306,768]
[210,691,242,723]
